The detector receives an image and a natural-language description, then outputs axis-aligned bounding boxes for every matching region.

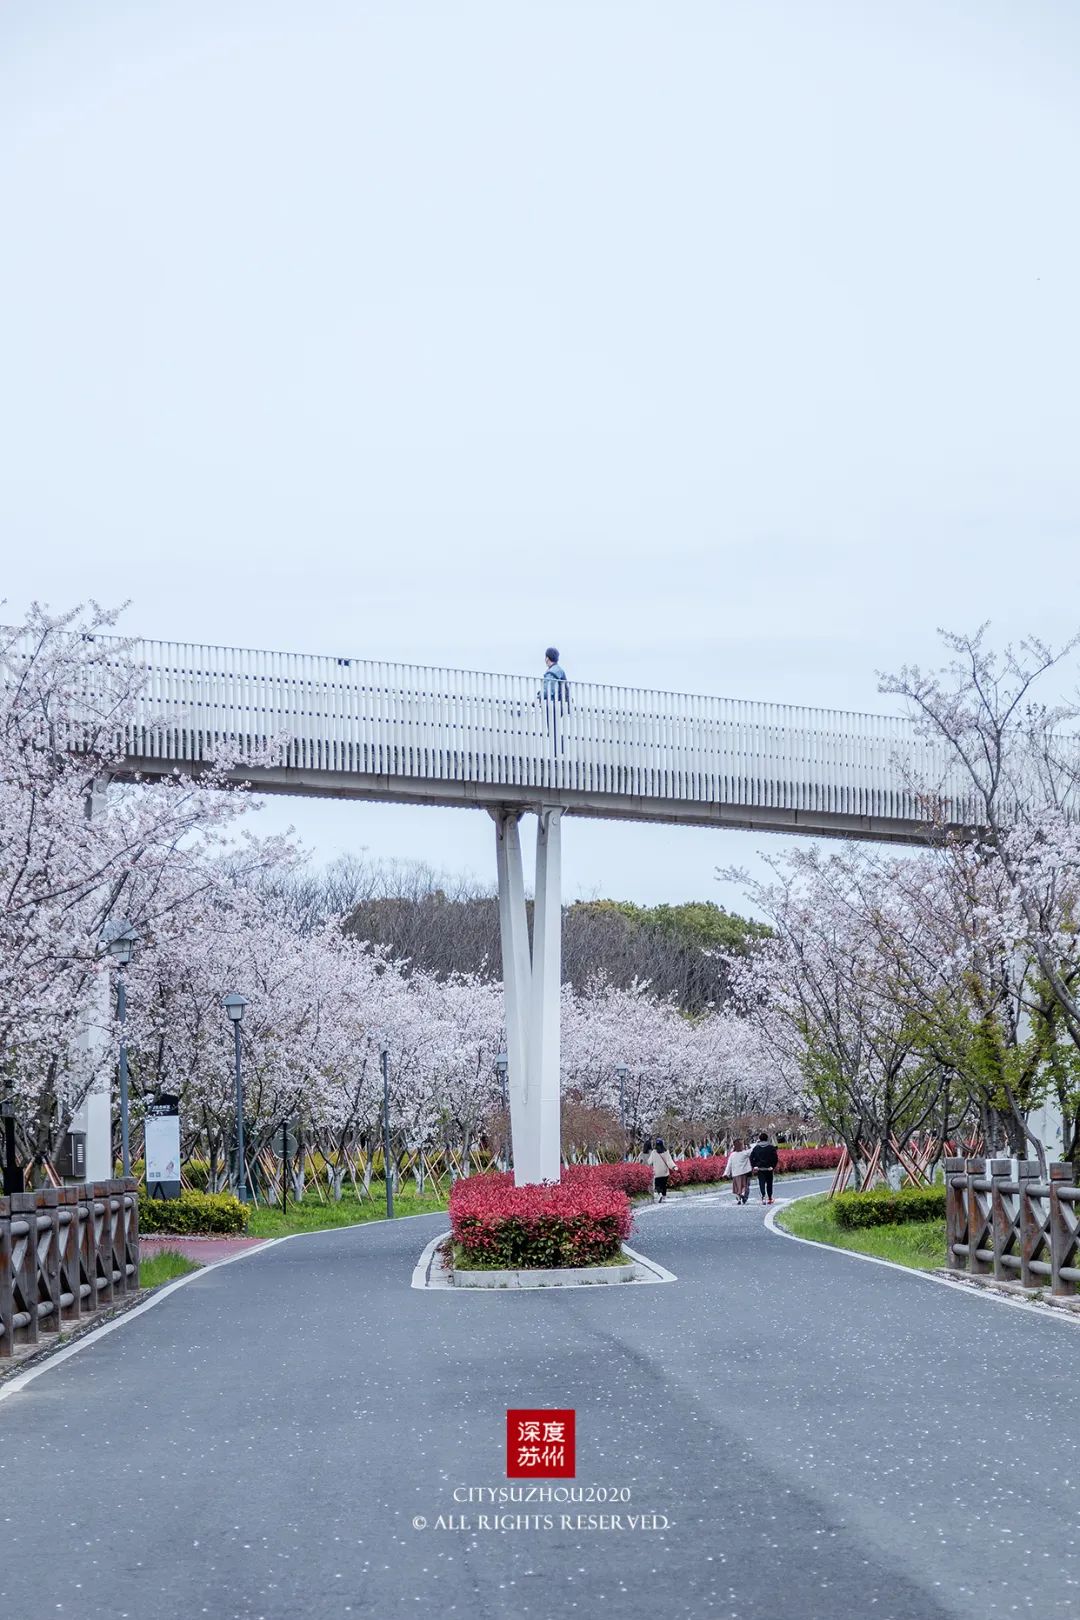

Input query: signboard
[145,1094,182,1200]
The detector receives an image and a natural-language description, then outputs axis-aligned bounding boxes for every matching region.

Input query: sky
[2,1,1079,911]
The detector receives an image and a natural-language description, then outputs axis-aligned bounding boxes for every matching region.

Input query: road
[2,1176,1077,1620]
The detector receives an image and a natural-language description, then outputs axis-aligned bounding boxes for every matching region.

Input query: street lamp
[616,1064,629,1155]
[223,993,249,1202]
[381,1047,393,1220]
[104,919,139,1177]
[495,1052,509,1169]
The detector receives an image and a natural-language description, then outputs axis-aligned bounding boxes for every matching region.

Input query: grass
[140,1249,200,1288]
[777,1192,947,1270]
[244,1181,448,1239]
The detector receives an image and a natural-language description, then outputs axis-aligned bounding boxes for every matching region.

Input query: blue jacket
[542,663,568,700]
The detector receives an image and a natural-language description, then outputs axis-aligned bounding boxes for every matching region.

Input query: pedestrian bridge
[115,636,971,844]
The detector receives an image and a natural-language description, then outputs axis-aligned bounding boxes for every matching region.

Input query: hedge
[832,1185,946,1229]
[138,1188,250,1235]
[563,1161,654,1197]
[450,1173,632,1268]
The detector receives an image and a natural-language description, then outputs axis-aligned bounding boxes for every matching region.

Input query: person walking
[649,1137,676,1203]
[726,1139,753,1204]
[749,1132,779,1204]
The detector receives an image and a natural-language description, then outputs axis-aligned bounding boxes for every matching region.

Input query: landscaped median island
[776,1185,947,1270]
[446,1168,636,1286]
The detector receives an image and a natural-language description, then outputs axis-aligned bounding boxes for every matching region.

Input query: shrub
[450,1173,632,1268]
[832,1185,945,1229]
[668,1154,729,1188]
[138,1188,249,1235]
[563,1161,654,1197]
[777,1147,843,1172]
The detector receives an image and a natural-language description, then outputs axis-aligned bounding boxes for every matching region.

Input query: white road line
[0,1238,288,1404]
[0,1205,450,1405]
[764,1196,1080,1331]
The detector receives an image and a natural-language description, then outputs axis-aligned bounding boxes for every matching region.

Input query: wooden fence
[945,1157,1080,1297]
[0,1179,140,1359]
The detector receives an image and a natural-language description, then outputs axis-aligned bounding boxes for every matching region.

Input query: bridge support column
[73,781,112,1182]
[529,808,562,1185]
[492,807,563,1186]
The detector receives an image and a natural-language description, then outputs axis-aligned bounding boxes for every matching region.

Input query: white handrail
[90,635,972,824]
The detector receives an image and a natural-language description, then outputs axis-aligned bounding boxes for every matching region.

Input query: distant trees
[286,870,768,1014]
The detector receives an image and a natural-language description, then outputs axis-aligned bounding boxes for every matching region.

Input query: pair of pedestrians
[726,1133,779,1205]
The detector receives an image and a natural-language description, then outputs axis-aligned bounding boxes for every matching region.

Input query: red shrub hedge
[563,1161,654,1197]
[777,1147,842,1172]
[450,1173,632,1269]
[668,1154,729,1188]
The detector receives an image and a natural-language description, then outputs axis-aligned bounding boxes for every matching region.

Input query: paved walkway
[3,1177,1078,1620]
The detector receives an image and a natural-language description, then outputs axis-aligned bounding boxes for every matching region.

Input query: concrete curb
[453,1259,637,1289]
[411,1232,678,1290]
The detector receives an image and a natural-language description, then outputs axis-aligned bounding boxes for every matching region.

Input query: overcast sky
[3,1,1078,909]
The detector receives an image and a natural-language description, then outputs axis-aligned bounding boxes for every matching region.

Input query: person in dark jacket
[749,1132,779,1204]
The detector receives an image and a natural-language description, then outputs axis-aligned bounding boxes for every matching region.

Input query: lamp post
[223,993,249,1202]
[495,1051,509,1169]
[381,1047,393,1220]
[616,1065,629,1157]
[105,919,139,1177]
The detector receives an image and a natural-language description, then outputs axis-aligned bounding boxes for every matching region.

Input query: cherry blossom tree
[881,626,1080,1156]
[0,602,282,1172]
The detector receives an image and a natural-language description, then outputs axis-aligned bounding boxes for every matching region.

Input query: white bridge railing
[103,637,973,826]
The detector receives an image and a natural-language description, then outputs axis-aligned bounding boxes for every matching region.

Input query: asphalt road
[2,1176,1078,1620]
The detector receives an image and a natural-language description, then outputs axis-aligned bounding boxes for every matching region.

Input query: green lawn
[777,1192,946,1270]
[245,1181,448,1239]
[140,1249,200,1288]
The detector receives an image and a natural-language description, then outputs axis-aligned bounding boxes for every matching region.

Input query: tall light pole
[616,1065,629,1158]
[105,920,139,1177]
[495,1051,509,1169]
[223,993,249,1202]
[381,1047,394,1220]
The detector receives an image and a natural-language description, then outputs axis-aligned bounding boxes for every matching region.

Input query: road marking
[0,1237,289,1405]
[764,1197,1080,1331]
[0,1206,450,1406]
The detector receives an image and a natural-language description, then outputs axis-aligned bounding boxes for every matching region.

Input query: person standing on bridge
[750,1132,779,1204]
[541,647,569,703]
[540,647,570,754]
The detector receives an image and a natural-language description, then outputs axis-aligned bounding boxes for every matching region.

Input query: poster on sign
[145,1108,182,1200]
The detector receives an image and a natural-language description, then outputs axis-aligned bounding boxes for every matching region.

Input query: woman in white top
[648,1138,676,1202]
[726,1140,753,1204]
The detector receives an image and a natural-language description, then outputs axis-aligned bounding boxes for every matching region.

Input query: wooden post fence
[945,1156,1080,1298]
[0,1178,139,1359]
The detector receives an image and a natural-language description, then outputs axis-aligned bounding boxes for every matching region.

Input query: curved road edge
[764,1189,1080,1333]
